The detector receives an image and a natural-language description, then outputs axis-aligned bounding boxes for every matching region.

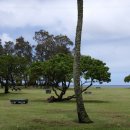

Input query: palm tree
[73,0,93,123]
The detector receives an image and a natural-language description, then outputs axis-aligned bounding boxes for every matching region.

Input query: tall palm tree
[73,0,93,123]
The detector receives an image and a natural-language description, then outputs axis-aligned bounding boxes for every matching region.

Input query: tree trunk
[73,0,93,123]
[5,79,9,94]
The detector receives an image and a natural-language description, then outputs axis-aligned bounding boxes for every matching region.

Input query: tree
[54,35,73,55]
[14,37,32,86]
[73,0,93,123]
[124,75,130,83]
[0,55,16,93]
[80,56,111,89]
[29,53,73,101]
[15,37,32,62]
[34,30,54,61]
[34,30,73,61]
[0,39,4,55]
[28,54,110,102]
[45,54,73,102]
[28,62,44,87]
[0,55,28,93]
[47,55,111,102]
[4,41,15,55]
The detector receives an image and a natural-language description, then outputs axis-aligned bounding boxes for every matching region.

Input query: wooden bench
[10,99,28,104]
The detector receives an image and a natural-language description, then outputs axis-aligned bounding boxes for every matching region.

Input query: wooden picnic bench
[10,99,28,104]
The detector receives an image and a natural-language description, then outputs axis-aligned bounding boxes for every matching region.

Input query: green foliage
[29,62,44,81]
[0,55,28,84]
[29,54,73,86]
[0,39,4,55]
[80,56,111,84]
[124,75,130,82]
[4,41,15,55]
[0,30,111,95]
[34,30,73,61]
[0,55,16,78]
[15,37,32,62]
[45,54,73,83]
[0,31,74,91]
[28,54,111,101]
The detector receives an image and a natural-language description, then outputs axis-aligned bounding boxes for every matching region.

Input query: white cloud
[0,0,130,37]
[0,33,14,44]
[0,0,76,32]
[83,0,130,40]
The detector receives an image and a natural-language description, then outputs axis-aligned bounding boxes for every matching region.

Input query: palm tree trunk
[73,0,93,123]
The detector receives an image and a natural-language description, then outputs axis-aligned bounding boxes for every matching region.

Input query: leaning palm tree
[73,0,93,123]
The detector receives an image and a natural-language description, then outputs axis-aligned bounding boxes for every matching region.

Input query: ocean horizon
[70,85,130,88]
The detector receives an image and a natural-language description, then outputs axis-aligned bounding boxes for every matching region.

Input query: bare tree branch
[52,87,60,97]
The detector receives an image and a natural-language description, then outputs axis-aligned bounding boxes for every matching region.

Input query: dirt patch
[45,109,76,114]
[31,118,77,126]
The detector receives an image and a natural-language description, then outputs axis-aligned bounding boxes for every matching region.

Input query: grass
[0,87,130,130]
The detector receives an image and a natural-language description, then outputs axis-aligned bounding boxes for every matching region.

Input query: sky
[0,0,130,85]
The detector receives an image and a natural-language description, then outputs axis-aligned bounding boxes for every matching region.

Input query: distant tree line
[0,30,111,102]
[0,30,73,93]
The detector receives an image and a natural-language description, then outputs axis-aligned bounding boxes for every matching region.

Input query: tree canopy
[0,30,73,93]
[0,30,111,96]
[124,75,130,83]
[34,30,73,61]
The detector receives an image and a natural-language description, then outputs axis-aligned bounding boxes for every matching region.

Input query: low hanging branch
[48,79,93,102]
[64,79,93,101]
[52,86,60,98]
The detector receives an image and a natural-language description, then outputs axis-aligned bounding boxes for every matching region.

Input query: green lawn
[0,87,130,130]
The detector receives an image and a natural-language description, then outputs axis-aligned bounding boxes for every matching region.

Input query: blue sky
[0,0,130,85]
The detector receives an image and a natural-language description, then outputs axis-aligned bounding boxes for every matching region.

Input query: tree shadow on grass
[64,100,110,104]
[40,99,110,104]
[0,92,27,96]
[31,99,45,103]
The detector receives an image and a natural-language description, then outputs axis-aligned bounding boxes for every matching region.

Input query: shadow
[41,99,110,104]
[60,99,110,104]
[73,119,94,124]
[31,99,45,103]
[0,93,6,96]
[0,92,27,96]
[84,100,110,103]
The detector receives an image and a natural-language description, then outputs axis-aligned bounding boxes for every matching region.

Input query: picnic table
[10,99,28,104]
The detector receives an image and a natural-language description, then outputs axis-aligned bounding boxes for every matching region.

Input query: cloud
[0,33,14,44]
[0,0,130,37]
[83,0,130,40]
[0,0,76,30]
[0,0,129,39]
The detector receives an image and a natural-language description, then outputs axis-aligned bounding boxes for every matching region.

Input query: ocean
[70,85,130,88]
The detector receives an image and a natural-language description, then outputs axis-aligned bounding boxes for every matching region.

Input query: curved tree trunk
[73,0,93,123]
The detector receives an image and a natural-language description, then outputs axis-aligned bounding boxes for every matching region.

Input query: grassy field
[0,87,130,130]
